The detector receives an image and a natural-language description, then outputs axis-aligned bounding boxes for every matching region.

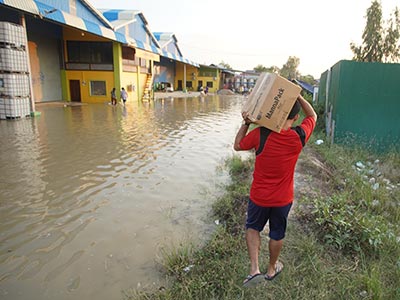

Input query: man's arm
[298,94,317,121]
[234,112,252,151]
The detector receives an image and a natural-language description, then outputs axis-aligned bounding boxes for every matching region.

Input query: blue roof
[293,79,314,94]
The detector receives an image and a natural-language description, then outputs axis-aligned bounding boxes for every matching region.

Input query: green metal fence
[317,60,400,151]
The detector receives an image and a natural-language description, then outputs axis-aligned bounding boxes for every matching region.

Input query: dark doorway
[69,80,81,102]
[197,80,203,91]
[177,80,182,91]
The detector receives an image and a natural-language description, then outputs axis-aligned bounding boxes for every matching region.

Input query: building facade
[0,0,199,107]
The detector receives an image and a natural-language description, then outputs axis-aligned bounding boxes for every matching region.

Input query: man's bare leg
[246,228,261,276]
[267,238,283,277]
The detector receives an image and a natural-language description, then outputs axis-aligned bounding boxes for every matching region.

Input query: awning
[161,50,199,68]
[0,0,39,15]
[129,39,160,56]
[292,79,315,94]
[135,48,159,62]
[0,0,161,57]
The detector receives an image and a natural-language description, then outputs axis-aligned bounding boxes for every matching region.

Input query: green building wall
[318,60,400,151]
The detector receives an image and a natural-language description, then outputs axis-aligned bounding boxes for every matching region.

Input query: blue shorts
[245,199,292,241]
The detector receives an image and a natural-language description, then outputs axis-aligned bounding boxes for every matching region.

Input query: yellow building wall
[175,63,198,91]
[138,72,148,99]
[65,71,115,103]
[175,63,220,93]
[120,70,139,102]
[63,27,115,103]
[62,27,158,102]
[197,75,221,93]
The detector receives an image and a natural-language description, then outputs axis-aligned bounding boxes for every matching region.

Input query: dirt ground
[294,146,332,212]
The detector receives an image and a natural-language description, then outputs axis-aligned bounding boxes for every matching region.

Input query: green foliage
[253,64,268,73]
[313,102,326,133]
[279,56,300,80]
[299,74,317,85]
[253,64,279,73]
[310,193,391,253]
[224,154,253,183]
[383,7,400,62]
[301,134,400,257]
[351,0,400,62]
[219,61,232,70]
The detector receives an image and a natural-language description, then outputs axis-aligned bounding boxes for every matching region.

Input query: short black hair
[287,100,301,119]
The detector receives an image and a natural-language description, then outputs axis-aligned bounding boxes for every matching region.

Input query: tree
[219,61,232,70]
[383,7,400,62]
[299,75,317,86]
[266,65,280,73]
[279,56,300,79]
[253,64,280,73]
[253,64,268,73]
[350,1,400,62]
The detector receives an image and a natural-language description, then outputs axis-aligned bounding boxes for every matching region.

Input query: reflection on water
[0,95,243,300]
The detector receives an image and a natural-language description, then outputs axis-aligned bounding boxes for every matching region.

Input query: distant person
[111,88,117,105]
[234,95,317,287]
[205,86,209,94]
[121,87,128,105]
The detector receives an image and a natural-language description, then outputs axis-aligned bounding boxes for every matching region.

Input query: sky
[89,0,399,78]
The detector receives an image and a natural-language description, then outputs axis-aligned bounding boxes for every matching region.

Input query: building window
[90,81,106,96]
[186,81,193,88]
[122,46,137,72]
[67,41,113,67]
[122,46,135,60]
[206,81,213,88]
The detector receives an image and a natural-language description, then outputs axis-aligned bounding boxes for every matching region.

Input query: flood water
[0,95,244,300]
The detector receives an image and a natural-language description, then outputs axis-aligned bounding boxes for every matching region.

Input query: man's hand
[234,112,252,151]
[242,111,252,125]
[297,95,317,122]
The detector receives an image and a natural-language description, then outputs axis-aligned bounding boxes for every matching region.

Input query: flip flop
[243,273,265,287]
[265,261,283,281]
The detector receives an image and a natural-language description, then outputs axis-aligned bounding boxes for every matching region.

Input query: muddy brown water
[0,95,245,300]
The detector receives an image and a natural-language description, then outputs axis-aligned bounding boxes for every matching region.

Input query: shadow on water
[0,95,244,299]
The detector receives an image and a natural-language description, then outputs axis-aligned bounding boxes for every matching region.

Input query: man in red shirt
[234,95,317,286]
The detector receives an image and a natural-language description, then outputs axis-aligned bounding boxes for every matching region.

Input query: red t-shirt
[239,116,316,207]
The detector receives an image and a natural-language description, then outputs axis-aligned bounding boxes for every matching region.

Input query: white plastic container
[1,96,30,118]
[0,22,26,48]
[0,73,30,97]
[0,48,28,72]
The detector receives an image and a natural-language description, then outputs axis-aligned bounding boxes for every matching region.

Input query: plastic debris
[315,139,324,145]
[372,199,379,207]
[355,161,365,169]
[360,290,368,297]
[372,183,380,190]
[183,264,194,273]
[214,220,220,225]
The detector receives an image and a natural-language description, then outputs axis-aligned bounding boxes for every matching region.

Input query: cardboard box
[242,73,301,132]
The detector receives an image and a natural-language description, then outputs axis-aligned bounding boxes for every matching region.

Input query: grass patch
[125,136,400,300]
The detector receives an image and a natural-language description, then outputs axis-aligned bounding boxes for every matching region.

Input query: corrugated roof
[0,0,39,14]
